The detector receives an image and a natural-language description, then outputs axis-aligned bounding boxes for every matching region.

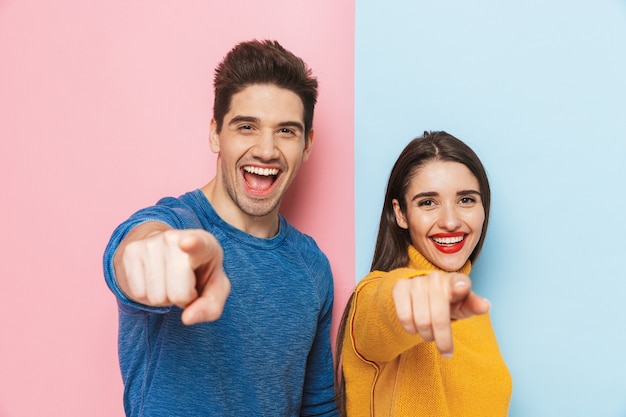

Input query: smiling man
[103,40,338,417]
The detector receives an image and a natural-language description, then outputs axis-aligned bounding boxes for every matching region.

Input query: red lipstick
[430,232,467,254]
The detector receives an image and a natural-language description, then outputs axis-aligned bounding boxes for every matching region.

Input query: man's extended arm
[113,221,231,325]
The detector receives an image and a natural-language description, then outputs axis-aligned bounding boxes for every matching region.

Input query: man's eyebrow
[228,116,260,126]
[227,116,304,132]
[277,121,304,131]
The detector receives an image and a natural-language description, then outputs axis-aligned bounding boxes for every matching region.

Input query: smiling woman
[335,131,512,417]
[393,160,485,273]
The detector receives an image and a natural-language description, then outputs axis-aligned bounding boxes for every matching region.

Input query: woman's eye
[418,199,435,207]
[459,197,476,205]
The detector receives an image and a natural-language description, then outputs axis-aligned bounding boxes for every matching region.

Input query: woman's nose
[438,205,462,230]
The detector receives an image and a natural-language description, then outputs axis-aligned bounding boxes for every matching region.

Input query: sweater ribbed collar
[407,245,472,275]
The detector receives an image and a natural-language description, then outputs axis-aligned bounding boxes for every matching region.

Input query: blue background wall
[355,1,626,415]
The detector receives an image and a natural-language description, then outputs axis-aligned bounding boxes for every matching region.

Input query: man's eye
[279,128,296,135]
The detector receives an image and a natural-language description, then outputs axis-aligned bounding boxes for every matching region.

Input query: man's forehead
[226,85,305,124]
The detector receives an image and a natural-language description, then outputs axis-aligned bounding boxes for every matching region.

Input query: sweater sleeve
[300,244,339,416]
[102,196,204,313]
[348,268,431,363]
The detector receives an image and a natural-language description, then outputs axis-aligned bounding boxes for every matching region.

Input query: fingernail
[193,311,204,324]
[183,311,203,326]
[454,280,467,288]
[442,352,453,359]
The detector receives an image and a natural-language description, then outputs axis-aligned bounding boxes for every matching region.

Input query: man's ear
[209,118,220,153]
[392,199,409,229]
[302,129,314,162]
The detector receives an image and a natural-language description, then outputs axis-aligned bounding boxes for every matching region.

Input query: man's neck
[200,180,280,239]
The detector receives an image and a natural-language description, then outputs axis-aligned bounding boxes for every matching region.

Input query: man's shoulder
[281,219,321,250]
[281,220,330,268]
[125,189,207,230]
[155,189,203,209]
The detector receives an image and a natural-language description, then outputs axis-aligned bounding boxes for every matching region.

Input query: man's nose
[252,130,279,160]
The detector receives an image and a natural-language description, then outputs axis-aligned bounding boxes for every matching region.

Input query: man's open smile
[242,165,281,195]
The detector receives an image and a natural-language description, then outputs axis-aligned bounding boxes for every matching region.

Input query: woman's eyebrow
[411,189,481,201]
[457,189,481,196]
[411,191,438,201]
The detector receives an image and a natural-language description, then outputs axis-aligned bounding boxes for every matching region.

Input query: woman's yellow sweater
[342,246,512,416]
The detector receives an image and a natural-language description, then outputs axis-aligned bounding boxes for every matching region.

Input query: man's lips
[430,233,467,254]
[242,165,280,195]
[243,165,279,177]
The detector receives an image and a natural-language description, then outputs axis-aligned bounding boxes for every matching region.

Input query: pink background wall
[0,1,355,416]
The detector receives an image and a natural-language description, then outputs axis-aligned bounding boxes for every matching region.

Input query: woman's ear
[392,199,409,229]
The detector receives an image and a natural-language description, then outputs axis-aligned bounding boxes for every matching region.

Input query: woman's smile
[431,232,467,254]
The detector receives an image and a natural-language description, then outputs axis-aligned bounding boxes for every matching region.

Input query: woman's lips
[430,233,467,254]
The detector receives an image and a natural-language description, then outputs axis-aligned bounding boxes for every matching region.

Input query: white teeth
[432,235,464,245]
[243,166,279,176]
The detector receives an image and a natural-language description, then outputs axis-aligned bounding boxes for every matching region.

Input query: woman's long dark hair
[334,131,492,416]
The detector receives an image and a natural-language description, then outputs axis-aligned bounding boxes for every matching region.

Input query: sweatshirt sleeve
[348,268,431,363]
[300,244,339,416]
[102,196,204,313]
